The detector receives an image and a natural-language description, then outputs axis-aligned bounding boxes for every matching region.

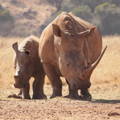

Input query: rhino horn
[85,46,107,77]
[77,27,96,37]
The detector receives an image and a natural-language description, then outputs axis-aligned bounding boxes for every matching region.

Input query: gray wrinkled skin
[12,35,46,99]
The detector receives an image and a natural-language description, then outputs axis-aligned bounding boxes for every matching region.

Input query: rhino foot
[80,95,92,101]
[32,94,47,99]
[23,96,31,99]
[18,89,31,99]
[50,93,62,99]
[8,94,22,99]
[65,93,80,100]
[80,93,92,101]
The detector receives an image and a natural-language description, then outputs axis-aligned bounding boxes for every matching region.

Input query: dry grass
[0,37,23,88]
[0,36,120,98]
[91,36,120,85]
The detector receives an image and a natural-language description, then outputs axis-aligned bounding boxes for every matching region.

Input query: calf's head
[12,38,39,88]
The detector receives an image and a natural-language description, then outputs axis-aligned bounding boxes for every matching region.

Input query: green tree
[72,5,93,22]
[95,2,120,34]
[70,0,107,12]
[0,4,14,22]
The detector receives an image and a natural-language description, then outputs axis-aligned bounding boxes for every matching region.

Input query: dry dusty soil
[0,84,120,120]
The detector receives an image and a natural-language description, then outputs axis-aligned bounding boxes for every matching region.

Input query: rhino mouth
[14,76,27,88]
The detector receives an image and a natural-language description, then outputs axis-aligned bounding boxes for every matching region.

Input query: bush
[61,0,75,11]
[53,0,120,35]
[0,4,14,22]
[70,0,107,12]
[0,4,14,36]
[72,5,93,22]
[95,2,120,34]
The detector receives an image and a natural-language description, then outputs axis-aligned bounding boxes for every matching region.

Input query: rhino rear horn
[78,27,96,37]
[12,42,18,52]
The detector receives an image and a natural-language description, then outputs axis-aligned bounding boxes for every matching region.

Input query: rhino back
[39,18,58,66]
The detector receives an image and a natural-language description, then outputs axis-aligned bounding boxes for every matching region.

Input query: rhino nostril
[67,63,70,67]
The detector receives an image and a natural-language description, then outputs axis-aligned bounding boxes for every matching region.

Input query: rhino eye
[25,51,30,55]
[64,16,71,21]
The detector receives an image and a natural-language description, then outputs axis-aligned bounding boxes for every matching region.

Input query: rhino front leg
[22,83,31,99]
[80,81,92,100]
[43,63,62,98]
[66,80,80,99]
[32,74,46,99]
[80,89,92,100]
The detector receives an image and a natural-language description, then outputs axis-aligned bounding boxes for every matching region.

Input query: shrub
[54,0,120,35]
[95,2,120,34]
[72,5,93,21]
[0,4,14,22]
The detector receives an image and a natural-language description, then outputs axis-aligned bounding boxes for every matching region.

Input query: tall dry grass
[0,36,120,90]
[91,36,120,85]
[0,37,23,88]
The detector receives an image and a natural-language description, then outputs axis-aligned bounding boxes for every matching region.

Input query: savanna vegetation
[0,4,14,36]
[51,0,120,35]
[0,0,120,37]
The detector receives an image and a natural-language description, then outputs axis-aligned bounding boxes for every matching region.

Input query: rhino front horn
[85,46,107,77]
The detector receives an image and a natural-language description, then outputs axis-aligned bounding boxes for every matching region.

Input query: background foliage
[54,0,120,35]
[0,0,119,36]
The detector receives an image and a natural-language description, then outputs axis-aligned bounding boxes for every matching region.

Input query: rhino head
[12,38,39,88]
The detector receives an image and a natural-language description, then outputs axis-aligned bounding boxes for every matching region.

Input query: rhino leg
[22,83,31,99]
[80,81,92,100]
[81,89,92,100]
[43,63,62,98]
[32,74,46,99]
[67,83,80,99]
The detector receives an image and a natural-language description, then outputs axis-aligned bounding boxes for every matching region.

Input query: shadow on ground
[92,99,120,104]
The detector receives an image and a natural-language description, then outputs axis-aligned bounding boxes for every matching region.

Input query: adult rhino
[39,12,107,100]
[12,36,46,99]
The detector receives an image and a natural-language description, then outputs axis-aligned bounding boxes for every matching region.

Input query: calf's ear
[12,42,18,52]
[52,24,61,37]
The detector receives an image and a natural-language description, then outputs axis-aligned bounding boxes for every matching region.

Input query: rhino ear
[52,24,61,37]
[78,27,96,37]
[12,42,18,52]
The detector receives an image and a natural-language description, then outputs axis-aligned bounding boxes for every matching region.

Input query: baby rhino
[12,36,46,99]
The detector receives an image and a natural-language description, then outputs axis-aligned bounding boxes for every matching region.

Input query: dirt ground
[0,83,120,120]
